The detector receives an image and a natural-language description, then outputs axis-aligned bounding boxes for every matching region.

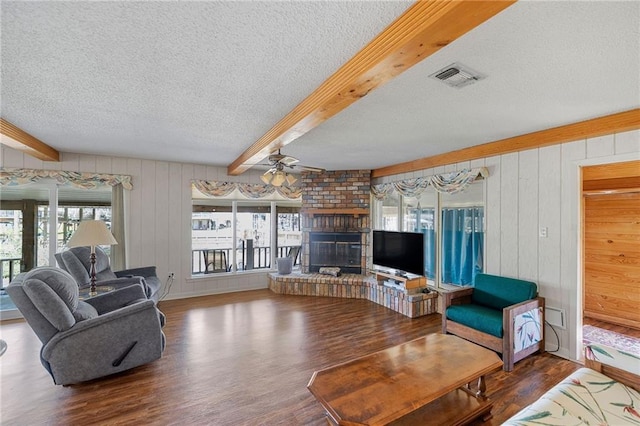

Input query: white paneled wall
[374,129,640,360]
[0,147,272,301]
[2,129,639,358]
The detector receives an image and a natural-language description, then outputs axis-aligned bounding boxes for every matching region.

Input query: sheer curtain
[110,183,126,270]
[440,207,484,285]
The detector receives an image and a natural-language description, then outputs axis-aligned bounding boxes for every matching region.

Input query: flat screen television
[372,230,424,276]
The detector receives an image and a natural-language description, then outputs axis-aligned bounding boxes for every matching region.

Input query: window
[381,192,400,231]
[191,188,302,276]
[373,177,485,288]
[236,202,271,270]
[402,187,436,280]
[0,209,22,284]
[1,182,113,314]
[0,183,112,270]
[276,206,302,265]
[192,202,233,274]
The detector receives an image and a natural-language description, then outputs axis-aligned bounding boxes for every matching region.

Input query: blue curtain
[441,207,484,286]
[423,227,435,279]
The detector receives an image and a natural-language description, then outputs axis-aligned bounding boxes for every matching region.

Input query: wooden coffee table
[307,333,503,425]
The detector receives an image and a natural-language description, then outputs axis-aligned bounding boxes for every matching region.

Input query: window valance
[371,167,488,200]
[0,168,133,190]
[192,180,301,200]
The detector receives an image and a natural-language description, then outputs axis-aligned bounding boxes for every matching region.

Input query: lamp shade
[260,172,273,185]
[286,174,297,185]
[67,220,118,247]
[271,171,286,187]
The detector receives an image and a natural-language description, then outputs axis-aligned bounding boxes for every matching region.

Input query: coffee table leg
[476,375,487,400]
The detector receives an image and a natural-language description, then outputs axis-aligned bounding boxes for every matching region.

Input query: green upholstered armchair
[442,273,545,372]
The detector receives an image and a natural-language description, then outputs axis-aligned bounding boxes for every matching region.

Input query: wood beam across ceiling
[227,0,516,176]
[1,118,60,162]
[372,108,640,178]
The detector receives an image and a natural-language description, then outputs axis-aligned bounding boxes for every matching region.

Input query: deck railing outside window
[0,257,22,287]
[192,245,300,275]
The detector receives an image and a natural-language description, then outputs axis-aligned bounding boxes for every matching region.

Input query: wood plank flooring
[0,290,581,425]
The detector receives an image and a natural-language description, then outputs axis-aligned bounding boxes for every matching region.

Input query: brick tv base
[268,273,437,318]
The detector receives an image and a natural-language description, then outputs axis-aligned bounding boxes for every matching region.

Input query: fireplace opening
[309,232,362,274]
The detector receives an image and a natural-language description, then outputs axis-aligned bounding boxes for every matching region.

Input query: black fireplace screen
[309,232,362,274]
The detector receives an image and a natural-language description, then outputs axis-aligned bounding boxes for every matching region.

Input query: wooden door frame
[576,153,640,361]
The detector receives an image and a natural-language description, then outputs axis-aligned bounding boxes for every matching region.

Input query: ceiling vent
[429,63,485,89]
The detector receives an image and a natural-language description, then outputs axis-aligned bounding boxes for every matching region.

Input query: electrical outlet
[539,227,548,238]
[169,272,175,279]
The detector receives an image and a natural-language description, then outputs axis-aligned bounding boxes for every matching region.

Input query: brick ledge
[268,272,437,318]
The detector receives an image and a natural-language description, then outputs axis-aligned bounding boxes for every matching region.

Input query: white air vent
[429,63,485,89]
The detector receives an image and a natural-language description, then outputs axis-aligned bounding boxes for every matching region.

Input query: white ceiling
[2,1,639,173]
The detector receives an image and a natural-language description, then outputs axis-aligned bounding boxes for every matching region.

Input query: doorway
[581,160,640,347]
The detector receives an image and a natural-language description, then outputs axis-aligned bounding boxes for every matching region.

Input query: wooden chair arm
[442,287,474,308]
[503,296,545,317]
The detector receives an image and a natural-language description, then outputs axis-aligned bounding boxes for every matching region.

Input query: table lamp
[67,220,118,295]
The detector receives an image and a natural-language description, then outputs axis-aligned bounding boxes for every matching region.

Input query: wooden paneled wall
[582,160,640,329]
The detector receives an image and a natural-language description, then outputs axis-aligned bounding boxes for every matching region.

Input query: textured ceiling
[1,1,639,172]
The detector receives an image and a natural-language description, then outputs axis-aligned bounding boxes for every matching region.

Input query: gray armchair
[56,246,161,303]
[7,267,165,385]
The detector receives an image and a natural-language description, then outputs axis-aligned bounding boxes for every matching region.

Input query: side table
[78,286,115,300]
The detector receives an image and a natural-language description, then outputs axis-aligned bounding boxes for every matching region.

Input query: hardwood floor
[0,290,581,425]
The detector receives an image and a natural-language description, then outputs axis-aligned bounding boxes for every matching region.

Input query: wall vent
[429,63,485,89]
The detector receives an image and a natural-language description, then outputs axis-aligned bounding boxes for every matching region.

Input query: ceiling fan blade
[279,156,299,166]
[267,150,299,166]
[296,165,325,173]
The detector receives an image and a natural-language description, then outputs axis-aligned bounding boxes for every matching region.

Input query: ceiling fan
[259,150,325,186]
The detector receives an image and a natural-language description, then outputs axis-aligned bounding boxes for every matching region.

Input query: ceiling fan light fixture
[286,174,297,185]
[271,171,286,187]
[260,172,273,185]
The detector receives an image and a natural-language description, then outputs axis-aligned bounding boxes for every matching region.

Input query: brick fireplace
[300,170,371,274]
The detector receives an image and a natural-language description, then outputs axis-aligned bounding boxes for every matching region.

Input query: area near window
[191,181,302,276]
[372,169,486,288]
[1,183,113,315]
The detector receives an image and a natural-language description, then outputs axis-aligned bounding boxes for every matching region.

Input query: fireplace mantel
[303,208,369,218]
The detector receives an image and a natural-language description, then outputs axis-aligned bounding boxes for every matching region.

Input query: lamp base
[89,249,97,295]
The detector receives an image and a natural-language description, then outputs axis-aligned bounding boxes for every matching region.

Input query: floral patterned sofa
[503,343,640,425]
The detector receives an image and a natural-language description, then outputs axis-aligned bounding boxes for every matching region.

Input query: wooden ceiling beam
[1,118,60,162]
[372,108,640,178]
[227,0,516,175]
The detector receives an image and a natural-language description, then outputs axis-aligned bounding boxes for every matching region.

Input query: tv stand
[375,270,425,290]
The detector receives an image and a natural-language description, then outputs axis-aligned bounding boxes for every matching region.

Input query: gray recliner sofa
[7,267,165,385]
[56,246,162,303]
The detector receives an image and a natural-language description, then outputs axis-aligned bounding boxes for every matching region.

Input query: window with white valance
[190,180,302,277]
[0,168,132,297]
[372,168,488,288]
